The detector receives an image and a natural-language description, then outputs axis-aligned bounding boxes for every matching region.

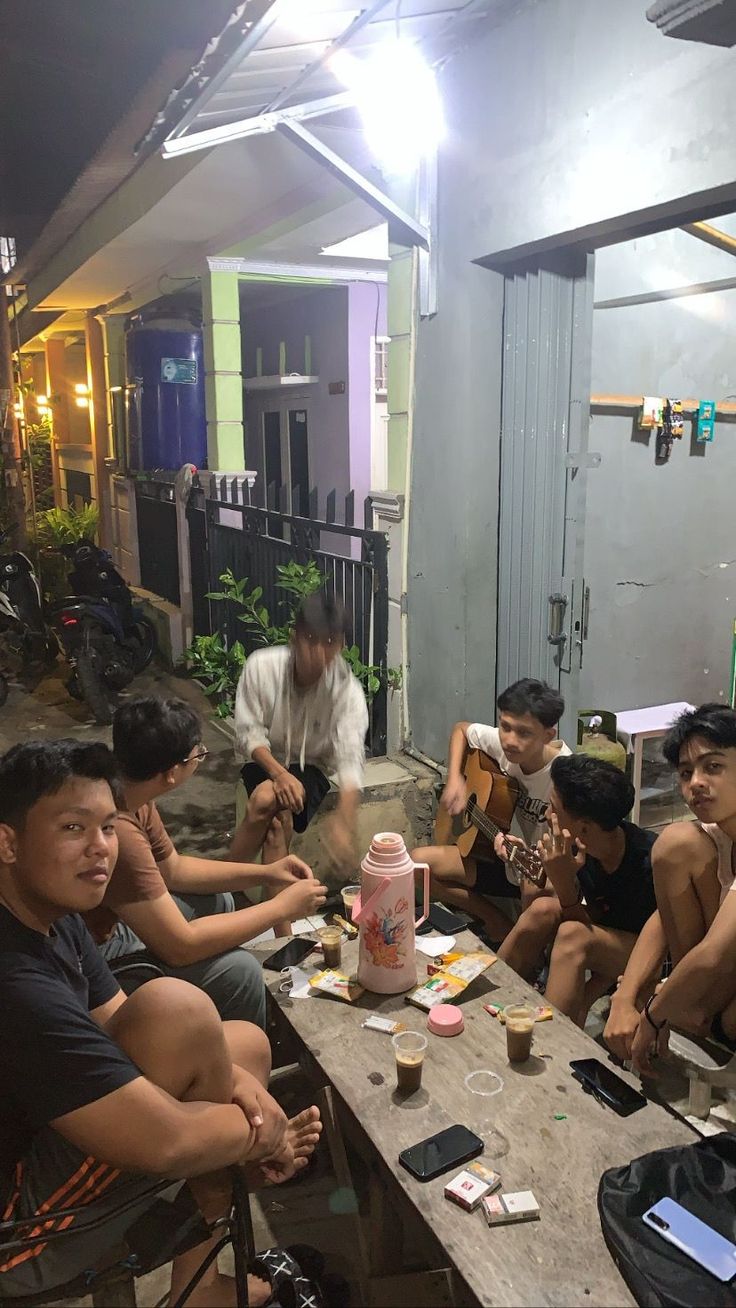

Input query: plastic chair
[0,1167,254,1307]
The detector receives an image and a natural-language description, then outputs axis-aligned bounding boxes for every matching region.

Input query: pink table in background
[615,701,694,824]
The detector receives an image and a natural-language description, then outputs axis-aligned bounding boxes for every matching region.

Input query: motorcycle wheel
[0,674,7,707]
[130,616,157,673]
[76,650,115,725]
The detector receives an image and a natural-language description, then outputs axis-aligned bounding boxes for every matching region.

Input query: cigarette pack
[361,1014,405,1034]
[444,1164,500,1212]
[482,1190,540,1226]
[406,951,496,1010]
[309,969,364,1003]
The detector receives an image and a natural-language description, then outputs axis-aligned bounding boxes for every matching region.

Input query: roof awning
[148,1,488,256]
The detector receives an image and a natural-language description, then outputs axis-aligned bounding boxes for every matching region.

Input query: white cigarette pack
[445,1168,497,1212]
[482,1190,540,1226]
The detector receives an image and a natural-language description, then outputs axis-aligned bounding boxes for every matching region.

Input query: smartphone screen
[428,903,472,934]
[262,937,317,972]
[399,1124,484,1182]
[570,1058,647,1115]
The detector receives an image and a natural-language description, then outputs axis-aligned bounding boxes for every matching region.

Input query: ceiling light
[74,382,90,395]
[331,39,444,175]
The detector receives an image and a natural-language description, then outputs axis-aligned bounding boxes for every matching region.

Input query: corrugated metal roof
[143,0,498,151]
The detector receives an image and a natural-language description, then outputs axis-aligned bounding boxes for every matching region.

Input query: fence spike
[325,489,336,524]
[309,486,319,521]
[345,490,354,527]
[279,483,288,513]
[292,484,301,517]
[267,481,276,510]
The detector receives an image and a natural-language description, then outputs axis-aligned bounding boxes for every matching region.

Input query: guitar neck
[467,800,504,845]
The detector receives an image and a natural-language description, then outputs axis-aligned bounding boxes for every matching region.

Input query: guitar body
[434,749,520,858]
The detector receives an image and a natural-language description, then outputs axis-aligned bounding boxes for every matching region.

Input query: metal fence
[134,475,180,606]
[188,473,390,755]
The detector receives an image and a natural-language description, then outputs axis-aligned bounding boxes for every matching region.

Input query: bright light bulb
[75,396,91,409]
[37,394,48,405]
[74,382,89,395]
[331,39,444,175]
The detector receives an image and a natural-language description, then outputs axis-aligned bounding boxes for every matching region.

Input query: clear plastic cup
[317,925,342,969]
[341,884,361,918]
[392,1030,428,1094]
[505,1004,535,1062]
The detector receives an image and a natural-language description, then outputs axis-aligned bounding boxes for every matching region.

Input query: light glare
[332,39,443,175]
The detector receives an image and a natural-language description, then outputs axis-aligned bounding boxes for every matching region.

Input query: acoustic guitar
[434,748,547,888]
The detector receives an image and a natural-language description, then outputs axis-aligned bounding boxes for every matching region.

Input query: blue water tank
[125,317,207,470]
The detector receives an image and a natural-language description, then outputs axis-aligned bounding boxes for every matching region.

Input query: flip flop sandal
[252,1247,325,1308]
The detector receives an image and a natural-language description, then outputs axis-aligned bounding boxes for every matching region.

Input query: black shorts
[472,855,522,900]
[241,761,331,834]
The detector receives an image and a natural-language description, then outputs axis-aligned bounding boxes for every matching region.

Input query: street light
[331,39,444,176]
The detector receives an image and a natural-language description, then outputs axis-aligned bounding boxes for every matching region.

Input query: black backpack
[598,1134,736,1307]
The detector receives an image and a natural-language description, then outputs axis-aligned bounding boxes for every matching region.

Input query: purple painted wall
[241,281,386,524]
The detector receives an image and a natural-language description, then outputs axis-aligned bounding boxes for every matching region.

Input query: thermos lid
[427,1004,465,1036]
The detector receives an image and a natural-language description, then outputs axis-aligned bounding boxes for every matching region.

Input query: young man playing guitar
[412,679,570,941]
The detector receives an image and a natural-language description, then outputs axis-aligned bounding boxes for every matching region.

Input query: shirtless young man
[412,679,570,940]
[602,705,736,1076]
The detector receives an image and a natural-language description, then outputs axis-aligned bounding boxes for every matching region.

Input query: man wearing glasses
[86,696,326,1027]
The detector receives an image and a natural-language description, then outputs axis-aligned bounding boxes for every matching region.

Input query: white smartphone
[643,1198,736,1282]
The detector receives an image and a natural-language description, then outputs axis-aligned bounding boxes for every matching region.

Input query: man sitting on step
[608,705,736,1075]
[230,592,368,933]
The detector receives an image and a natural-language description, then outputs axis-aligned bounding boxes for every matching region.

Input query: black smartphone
[262,938,317,972]
[399,1124,484,1182]
[428,903,473,934]
[570,1058,647,1117]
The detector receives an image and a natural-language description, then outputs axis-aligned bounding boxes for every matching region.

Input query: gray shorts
[0,1128,186,1298]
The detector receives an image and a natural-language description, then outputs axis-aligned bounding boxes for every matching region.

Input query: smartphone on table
[262,937,317,972]
[399,1124,484,1182]
[570,1058,647,1116]
[643,1198,736,1282]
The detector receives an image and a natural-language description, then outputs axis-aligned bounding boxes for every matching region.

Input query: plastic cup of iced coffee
[317,925,343,969]
[341,884,360,918]
[393,1030,428,1094]
[505,1005,535,1062]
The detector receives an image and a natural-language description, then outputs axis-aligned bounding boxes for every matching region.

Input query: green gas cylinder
[577,715,627,772]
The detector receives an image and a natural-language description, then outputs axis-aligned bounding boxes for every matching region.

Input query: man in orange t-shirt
[91,696,326,1027]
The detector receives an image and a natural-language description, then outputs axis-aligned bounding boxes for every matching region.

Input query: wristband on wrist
[644,995,666,1034]
[558,883,583,912]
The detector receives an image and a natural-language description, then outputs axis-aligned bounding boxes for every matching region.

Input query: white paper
[291,916,327,935]
[288,965,319,999]
[415,934,456,958]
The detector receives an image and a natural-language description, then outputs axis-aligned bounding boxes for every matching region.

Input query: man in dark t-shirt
[0,740,321,1305]
[499,754,657,1027]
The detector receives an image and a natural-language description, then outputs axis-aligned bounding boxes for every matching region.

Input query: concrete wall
[452,0,736,265]
[348,280,386,510]
[581,229,736,712]
[405,0,736,762]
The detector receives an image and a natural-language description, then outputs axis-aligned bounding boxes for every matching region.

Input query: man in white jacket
[231,593,369,933]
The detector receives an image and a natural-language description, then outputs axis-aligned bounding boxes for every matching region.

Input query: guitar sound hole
[463,793,478,830]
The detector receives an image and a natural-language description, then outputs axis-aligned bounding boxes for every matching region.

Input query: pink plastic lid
[427,1004,465,1037]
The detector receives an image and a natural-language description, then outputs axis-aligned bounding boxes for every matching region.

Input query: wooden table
[255,931,695,1307]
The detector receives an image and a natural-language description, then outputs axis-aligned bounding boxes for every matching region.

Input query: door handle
[547,593,568,647]
[582,585,591,641]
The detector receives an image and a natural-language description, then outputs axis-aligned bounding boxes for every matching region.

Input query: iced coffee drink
[505,1005,534,1062]
[393,1031,427,1094]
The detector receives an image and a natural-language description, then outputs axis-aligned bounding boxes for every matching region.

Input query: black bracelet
[558,884,583,912]
[644,996,666,1034]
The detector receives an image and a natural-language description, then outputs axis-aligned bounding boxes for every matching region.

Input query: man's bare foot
[246,1104,322,1187]
[182,1269,271,1307]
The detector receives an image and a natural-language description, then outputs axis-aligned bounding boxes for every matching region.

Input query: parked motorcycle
[0,532,59,704]
[51,540,156,725]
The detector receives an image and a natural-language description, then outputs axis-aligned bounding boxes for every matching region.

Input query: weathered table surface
[254,930,695,1307]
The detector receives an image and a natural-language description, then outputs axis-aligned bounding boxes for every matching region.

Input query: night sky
[0,0,236,258]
